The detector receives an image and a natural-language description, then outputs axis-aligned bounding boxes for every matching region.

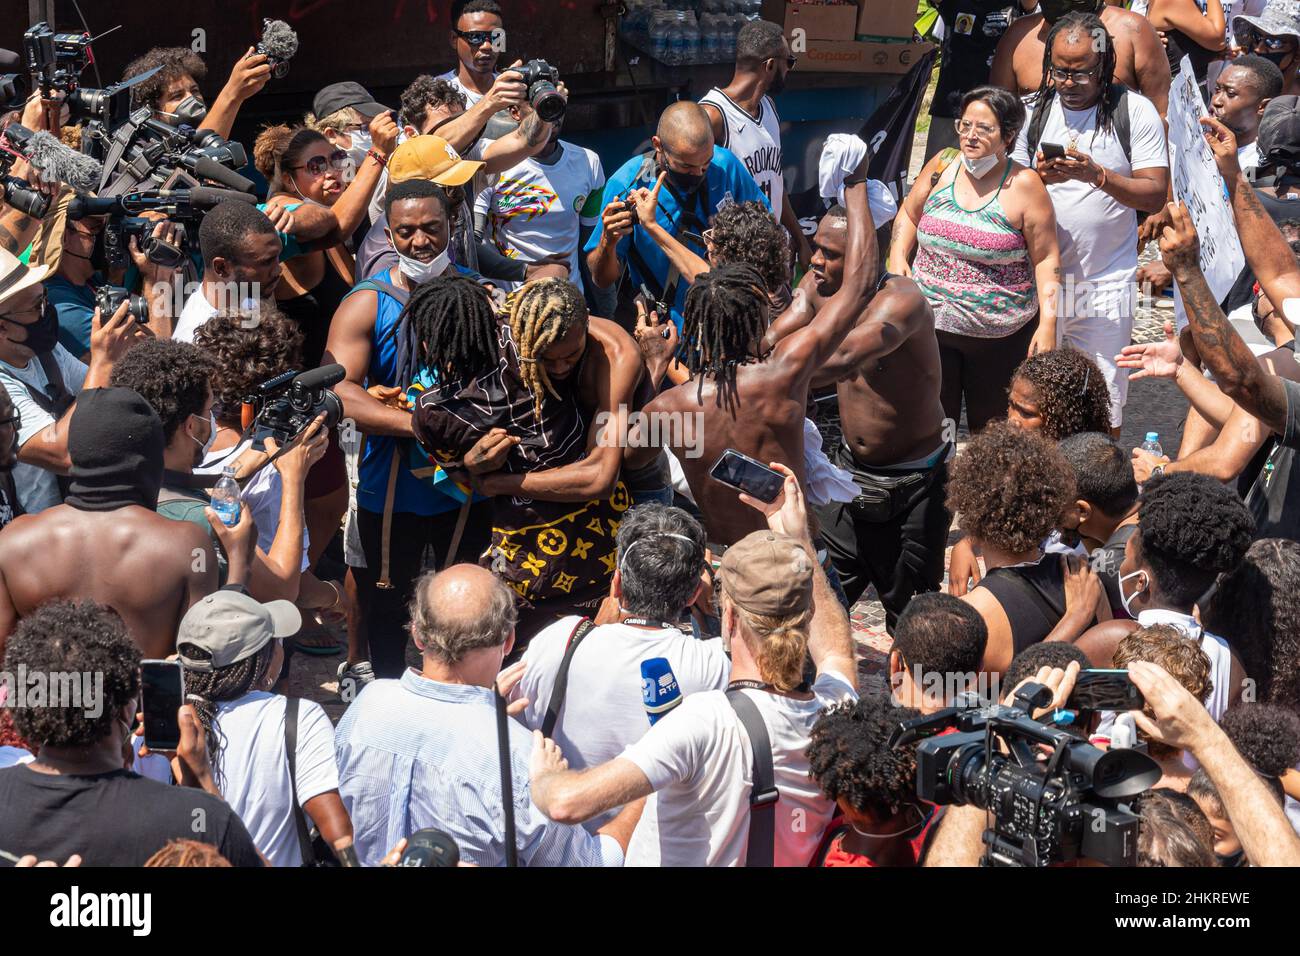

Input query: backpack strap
[541,618,597,738]
[1027,86,1131,166]
[25,350,74,421]
[929,147,961,188]
[284,696,318,866]
[726,687,779,868]
[1114,87,1132,165]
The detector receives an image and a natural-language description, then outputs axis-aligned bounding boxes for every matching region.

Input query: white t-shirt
[1238,140,1260,175]
[209,691,339,867]
[699,89,785,214]
[619,669,857,867]
[436,68,497,109]
[474,142,605,293]
[171,289,218,344]
[197,441,310,571]
[1012,92,1168,282]
[517,615,731,827]
[0,344,88,515]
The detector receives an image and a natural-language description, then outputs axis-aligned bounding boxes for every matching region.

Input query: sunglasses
[769,55,798,69]
[291,150,350,176]
[455,28,498,47]
[1250,29,1294,52]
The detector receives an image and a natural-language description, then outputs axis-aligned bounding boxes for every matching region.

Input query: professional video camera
[248,364,345,447]
[91,108,254,195]
[23,22,149,131]
[0,122,102,218]
[93,285,148,324]
[889,683,1161,867]
[514,60,566,124]
[255,19,299,80]
[0,72,29,110]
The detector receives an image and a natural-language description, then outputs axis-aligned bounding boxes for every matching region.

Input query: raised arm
[629,174,711,287]
[481,108,555,174]
[199,49,273,141]
[1151,0,1226,51]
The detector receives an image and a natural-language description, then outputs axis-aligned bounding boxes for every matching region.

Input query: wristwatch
[1150,463,1166,480]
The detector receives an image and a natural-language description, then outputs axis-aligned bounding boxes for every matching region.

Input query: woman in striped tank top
[890,86,1062,432]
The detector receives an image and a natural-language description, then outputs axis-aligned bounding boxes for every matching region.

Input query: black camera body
[94,285,149,324]
[106,216,186,270]
[0,126,48,218]
[890,684,1161,867]
[251,365,345,447]
[23,22,133,130]
[514,59,565,124]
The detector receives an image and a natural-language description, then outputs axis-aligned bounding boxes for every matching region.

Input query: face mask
[1118,569,1148,618]
[162,95,207,127]
[348,129,373,168]
[1260,49,1292,68]
[5,300,60,355]
[190,411,218,458]
[962,152,1002,178]
[395,247,449,284]
[657,158,706,196]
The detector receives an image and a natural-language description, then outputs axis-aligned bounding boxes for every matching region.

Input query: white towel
[817,133,898,225]
[802,418,859,506]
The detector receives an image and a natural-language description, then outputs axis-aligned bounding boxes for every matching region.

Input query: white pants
[1056,273,1136,427]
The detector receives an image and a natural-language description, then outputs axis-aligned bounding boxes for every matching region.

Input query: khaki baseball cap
[388,135,484,187]
[176,590,301,672]
[719,531,814,617]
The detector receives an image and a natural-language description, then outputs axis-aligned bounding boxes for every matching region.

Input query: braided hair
[506,278,588,417]
[407,273,499,387]
[679,262,769,407]
[1032,12,1121,138]
[181,642,277,794]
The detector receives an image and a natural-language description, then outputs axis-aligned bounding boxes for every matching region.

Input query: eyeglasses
[769,55,798,69]
[1050,63,1101,83]
[954,119,999,138]
[0,410,21,430]
[1249,29,1294,52]
[454,28,498,47]
[702,228,715,244]
[291,150,350,176]
[0,294,47,324]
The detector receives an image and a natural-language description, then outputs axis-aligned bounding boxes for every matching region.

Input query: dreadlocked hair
[1033,12,1120,138]
[144,839,232,868]
[506,277,588,417]
[180,642,277,794]
[679,262,769,407]
[407,274,499,387]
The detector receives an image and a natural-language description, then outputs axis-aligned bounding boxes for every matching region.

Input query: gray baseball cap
[1257,95,1300,162]
[1233,1,1300,49]
[176,590,301,672]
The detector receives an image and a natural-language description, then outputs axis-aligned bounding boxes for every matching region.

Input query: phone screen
[1068,669,1145,712]
[709,449,785,504]
[140,660,184,751]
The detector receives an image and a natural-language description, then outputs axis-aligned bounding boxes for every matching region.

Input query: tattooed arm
[1160,201,1290,435]
[0,207,36,257]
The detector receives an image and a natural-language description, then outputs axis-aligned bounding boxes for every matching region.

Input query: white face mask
[1118,569,1148,618]
[190,411,218,458]
[348,129,373,167]
[962,152,1002,178]
[395,247,449,284]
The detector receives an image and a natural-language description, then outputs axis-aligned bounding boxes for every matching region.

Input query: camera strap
[725,687,779,867]
[540,617,597,738]
[494,680,520,867]
[284,696,318,866]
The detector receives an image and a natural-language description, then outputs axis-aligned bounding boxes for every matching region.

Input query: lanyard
[623,617,682,632]
[727,679,774,693]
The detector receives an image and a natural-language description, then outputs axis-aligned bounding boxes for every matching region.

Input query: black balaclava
[64,387,165,512]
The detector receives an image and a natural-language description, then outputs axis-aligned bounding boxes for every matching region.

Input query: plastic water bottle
[721,14,738,60]
[210,466,242,527]
[683,12,701,65]
[702,14,721,63]
[641,658,682,725]
[1140,432,1164,459]
[669,12,688,66]
[649,10,670,62]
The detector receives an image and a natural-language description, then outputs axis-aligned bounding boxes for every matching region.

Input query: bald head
[410,564,518,664]
[657,101,714,154]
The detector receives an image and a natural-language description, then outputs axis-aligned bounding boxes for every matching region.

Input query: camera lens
[529,81,566,124]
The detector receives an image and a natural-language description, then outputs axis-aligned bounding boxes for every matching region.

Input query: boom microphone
[2,125,103,192]
[292,364,345,391]
[257,19,299,79]
[188,186,258,208]
[181,155,256,193]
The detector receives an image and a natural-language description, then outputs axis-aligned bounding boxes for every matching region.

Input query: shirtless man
[767,207,948,631]
[639,155,878,550]
[0,388,218,661]
[990,0,1171,117]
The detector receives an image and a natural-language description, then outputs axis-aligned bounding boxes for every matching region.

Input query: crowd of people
[2,0,1300,869]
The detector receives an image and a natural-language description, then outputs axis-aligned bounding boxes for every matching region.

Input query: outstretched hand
[738,461,812,545]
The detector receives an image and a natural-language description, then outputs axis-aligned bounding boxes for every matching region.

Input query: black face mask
[6,300,60,355]
[657,158,706,197]
[162,94,207,127]
[1259,48,1292,68]
[1040,0,1100,24]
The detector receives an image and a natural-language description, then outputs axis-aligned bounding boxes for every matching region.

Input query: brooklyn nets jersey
[699,88,785,213]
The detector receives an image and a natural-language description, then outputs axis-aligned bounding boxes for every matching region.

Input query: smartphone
[1040,141,1067,160]
[709,448,785,504]
[1067,669,1145,712]
[140,659,184,751]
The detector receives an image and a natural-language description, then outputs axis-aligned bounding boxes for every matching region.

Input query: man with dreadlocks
[411,276,644,640]
[640,154,879,550]
[1011,12,1169,434]
[990,0,1170,117]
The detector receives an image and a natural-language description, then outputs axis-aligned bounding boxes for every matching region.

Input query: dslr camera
[249,364,345,446]
[93,285,149,324]
[514,60,566,124]
[889,682,1161,867]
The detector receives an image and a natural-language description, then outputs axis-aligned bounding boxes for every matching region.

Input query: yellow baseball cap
[388,135,484,187]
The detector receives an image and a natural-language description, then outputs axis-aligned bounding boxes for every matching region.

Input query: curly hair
[193,307,304,425]
[946,421,1076,554]
[1203,539,1300,709]
[1136,473,1255,609]
[121,47,207,111]
[253,124,329,187]
[1218,704,1300,777]
[807,693,922,815]
[1114,624,1212,758]
[1003,640,1091,692]
[110,339,217,444]
[4,601,139,749]
[145,839,232,867]
[1134,789,1216,867]
[1012,346,1114,440]
[401,74,467,130]
[708,201,791,295]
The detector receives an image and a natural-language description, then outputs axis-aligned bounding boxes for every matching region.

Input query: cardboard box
[793,38,932,74]
[783,3,860,42]
[857,0,917,40]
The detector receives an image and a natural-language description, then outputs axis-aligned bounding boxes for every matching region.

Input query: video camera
[91,108,253,195]
[888,683,1161,867]
[23,22,140,130]
[514,60,565,124]
[248,364,345,447]
[0,122,102,219]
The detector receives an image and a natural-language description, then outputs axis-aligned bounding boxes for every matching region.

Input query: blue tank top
[354,267,459,517]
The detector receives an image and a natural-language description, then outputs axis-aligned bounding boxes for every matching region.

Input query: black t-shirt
[931,1,1022,119]
[1098,523,1138,619]
[0,765,263,867]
